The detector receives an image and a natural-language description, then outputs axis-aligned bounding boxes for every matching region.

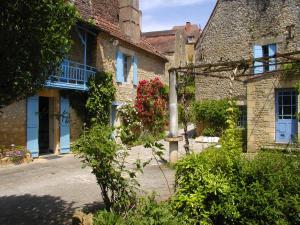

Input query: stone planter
[73,211,93,225]
[0,153,32,166]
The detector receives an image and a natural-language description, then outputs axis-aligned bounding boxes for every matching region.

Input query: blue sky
[140,0,217,32]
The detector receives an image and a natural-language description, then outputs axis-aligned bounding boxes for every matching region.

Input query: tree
[0,0,77,107]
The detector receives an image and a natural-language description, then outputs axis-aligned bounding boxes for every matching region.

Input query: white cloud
[140,0,211,10]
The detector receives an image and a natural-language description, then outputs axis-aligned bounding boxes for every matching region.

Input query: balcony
[45,59,97,91]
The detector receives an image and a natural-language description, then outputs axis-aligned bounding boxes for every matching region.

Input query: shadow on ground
[0,194,75,225]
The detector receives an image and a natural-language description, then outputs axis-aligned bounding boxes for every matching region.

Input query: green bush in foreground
[94,196,183,225]
[173,149,300,225]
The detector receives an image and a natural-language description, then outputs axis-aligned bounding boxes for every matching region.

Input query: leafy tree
[0,0,77,107]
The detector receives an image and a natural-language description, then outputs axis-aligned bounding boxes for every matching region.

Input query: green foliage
[202,128,217,137]
[73,125,138,212]
[118,105,143,146]
[173,140,300,224]
[192,100,239,136]
[0,0,77,107]
[94,196,183,225]
[118,104,165,147]
[86,72,116,125]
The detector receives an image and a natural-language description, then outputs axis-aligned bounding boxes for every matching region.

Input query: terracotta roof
[93,16,168,61]
[143,30,176,37]
[73,0,93,21]
[142,35,176,54]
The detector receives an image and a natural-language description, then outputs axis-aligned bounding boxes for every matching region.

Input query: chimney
[119,0,141,42]
[185,22,191,32]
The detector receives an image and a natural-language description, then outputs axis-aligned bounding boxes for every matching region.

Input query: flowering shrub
[0,145,30,163]
[118,105,143,145]
[135,78,168,133]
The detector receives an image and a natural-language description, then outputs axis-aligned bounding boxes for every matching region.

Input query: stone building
[195,0,300,152]
[0,0,167,157]
[143,22,201,78]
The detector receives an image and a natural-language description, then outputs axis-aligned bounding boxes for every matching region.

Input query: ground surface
[0,129,208,225]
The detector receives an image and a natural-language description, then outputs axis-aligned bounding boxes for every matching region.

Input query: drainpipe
[166,69,182,164]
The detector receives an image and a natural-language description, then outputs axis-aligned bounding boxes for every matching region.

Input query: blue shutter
[60,97,70,154]
[27,96,39,158]
[132,55,138,86]
[268,44,277,71]
[116,50,124,83]
[253,45,263,74]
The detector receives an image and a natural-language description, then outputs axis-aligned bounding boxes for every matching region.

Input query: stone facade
[247,73,300,152]
[195,0,300,152]
[143,22,201,80]
[0,100,26,147]
[96,33,165,103]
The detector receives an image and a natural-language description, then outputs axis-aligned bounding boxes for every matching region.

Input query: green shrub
[118,104,165,147]
[192,100,239,136]
[94,196,183,225]
[202,127,217,137]
[73,125,138,212]
[173,148,300,225]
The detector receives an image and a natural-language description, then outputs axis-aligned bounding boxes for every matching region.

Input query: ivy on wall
[61,71,116,126]
[86,71,116,125]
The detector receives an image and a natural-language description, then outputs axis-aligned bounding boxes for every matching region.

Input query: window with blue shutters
[133,55,138,86]
[116,50,124,83]
[116,49,138,85]
[253,43,277,75]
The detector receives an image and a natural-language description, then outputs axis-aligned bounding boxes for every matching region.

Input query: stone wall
[0,100,26,147]
[195,0,300,152]
[96,33,166,104]
[247,72,300,152]
[195,0,300,101]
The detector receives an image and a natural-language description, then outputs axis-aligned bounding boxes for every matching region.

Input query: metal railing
[46,59,97,91]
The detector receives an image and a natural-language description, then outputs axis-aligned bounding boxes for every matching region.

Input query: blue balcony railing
[45,59,97,91]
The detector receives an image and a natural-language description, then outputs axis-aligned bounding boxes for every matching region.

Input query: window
[123,55,131,83]
[253,43,277,74]
[187,36,195,43]
[238,106,247,128]
[116,50,138,85]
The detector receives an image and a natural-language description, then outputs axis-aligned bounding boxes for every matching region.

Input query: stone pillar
[169,70,178,137]
[166,70,182,164]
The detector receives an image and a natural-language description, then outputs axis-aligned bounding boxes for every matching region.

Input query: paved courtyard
[0,130,208,225]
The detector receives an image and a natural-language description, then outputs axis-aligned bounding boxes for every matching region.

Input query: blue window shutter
[269,44,277,71]
[27,96,39,158]
[133,55,138,86]
[253,45,263,74]
[60,97,70,154]
[116,50,124,83]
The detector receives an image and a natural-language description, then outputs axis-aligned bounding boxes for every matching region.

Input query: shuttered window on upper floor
[253,43,277,75]
[116,50,138,85]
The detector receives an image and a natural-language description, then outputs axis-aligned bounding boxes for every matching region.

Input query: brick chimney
[119,0,141,42]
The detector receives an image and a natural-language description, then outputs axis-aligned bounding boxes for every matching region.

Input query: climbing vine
[86,71,116,125]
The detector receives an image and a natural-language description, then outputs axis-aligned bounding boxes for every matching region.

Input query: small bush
[202,127,217,137]
[94,196,183,225]
[192,100,239,136]
[0,146,30,163]
[73,125,138,212]
[173,148,300,224]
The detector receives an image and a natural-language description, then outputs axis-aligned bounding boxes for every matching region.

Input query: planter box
[195,136,220,143]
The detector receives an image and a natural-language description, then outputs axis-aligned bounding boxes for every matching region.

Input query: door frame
[275,88,298,144]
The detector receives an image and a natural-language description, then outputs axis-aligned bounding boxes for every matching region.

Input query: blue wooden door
[276,89,298,143]
[27,96,39,158]
[60,97,70,154]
